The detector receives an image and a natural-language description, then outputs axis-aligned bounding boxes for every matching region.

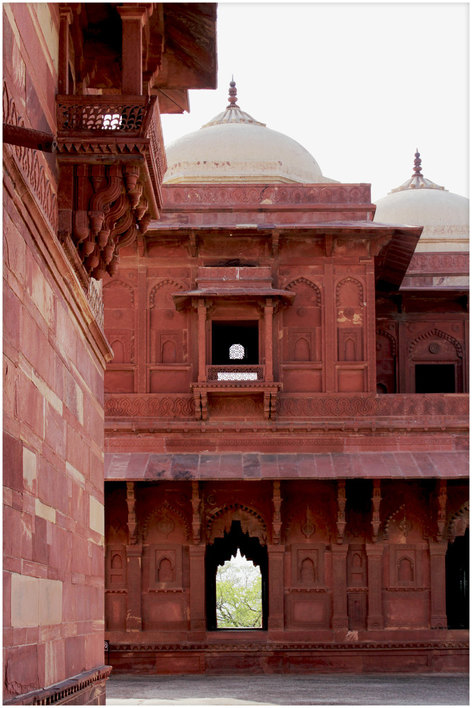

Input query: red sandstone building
[2,2,469,704]
[3,3,216,703]
[103,85,469,672]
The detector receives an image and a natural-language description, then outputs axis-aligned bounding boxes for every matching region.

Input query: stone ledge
[4,665,112,706]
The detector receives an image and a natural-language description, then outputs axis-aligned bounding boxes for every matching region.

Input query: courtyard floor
[106,673,469,705]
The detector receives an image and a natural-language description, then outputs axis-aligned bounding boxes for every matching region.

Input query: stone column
[429,541,448,629]
[118,6,147,95]
[197,301,207,382]
[58,7,73,94]
[264,299,274,382]
[189,545,206,634]
[126,544,143,631]
[331,545,349,629]
[366,543,384,630]
[125,482,142,631]
[268,544,285,630]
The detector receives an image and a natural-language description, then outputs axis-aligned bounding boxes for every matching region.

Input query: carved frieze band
[104,393,468,420]
[105,395,195,418]
[3,81,57,232]
[162,184,372,207]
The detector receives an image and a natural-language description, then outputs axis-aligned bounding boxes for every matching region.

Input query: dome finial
[413,148,423,177]
[227,77,238,107]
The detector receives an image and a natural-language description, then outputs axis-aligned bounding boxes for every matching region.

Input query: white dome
[374,152,469,253]
[163,82,335,185]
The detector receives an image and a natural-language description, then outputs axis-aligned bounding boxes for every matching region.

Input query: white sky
[161,2,469,202]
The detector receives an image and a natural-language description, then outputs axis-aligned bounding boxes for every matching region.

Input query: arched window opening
[205,520,268,631]
[446,528,469,629]
[216,550,262,628]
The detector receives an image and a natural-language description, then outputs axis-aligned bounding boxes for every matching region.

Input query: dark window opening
[212,321,259,365]
[205,520,268,631]
[446,529,469,629]
[415,364,455,393]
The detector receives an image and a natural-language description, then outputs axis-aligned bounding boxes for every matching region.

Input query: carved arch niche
[336,277,365,362]
[407,328,463,393]
[283,278,322,362]
[148,279,188,364]
[376,328,397,393]
[104,278,136,392]
[148,279,191,393]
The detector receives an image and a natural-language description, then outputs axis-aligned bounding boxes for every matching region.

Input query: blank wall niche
[283,278,323,392]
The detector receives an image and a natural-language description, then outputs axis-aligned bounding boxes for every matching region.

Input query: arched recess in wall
[205,505,268,631]
[376,328,397,393]
[408,328,464,393]
[148,279,187,365]
[446,503,469,629]
[284,278,322,362]
[336,277,364,362]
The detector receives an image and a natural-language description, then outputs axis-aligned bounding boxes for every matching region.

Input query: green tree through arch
[216,550,262,628]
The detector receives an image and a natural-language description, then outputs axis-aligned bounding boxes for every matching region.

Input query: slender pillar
[268,544,284,630]
[197,300,207,382]
[264,298,274,381]
[189,545,206,634]
[125,482,142,631]
[429,541,448,629]
[58,8,73,94]
[366,544,384,629]
[331,545,349,629]
[118,6,147,94]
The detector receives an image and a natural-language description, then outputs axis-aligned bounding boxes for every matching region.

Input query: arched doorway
[205,520,268,630]
[446,528,469,629]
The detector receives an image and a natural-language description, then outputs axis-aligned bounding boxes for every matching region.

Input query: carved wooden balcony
[56,94,166,280]
[191,365,282,421]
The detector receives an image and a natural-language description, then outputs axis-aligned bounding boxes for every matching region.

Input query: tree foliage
[216,554,262,628]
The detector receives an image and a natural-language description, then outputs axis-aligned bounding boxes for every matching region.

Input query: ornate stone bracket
[56,93,165,280]
[191,382,281,421]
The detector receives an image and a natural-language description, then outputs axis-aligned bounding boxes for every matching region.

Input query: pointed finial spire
[227,77,238,107]
[413,148,423,177]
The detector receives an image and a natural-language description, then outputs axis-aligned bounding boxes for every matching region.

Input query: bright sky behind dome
[160,2,469,203]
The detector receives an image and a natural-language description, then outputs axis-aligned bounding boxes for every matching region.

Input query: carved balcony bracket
[56,94,166,281]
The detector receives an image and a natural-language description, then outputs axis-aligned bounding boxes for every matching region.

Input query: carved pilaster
[264,298,274,382]
[272,481,282,544]
[331,544,349,629]
[366,543,384,630]
[429,541,448,629]
[126,481,137,544]
[267,544,285,630]
[437,480,447,542]
[191,481,202,544]
[336,480,346,544]
[371,479,381,542]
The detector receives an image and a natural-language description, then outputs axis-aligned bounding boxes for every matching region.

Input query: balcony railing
[206,365,265,382]
[56,94,167,215]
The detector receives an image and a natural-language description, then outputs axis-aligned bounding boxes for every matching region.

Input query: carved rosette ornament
[56,94,165,281]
